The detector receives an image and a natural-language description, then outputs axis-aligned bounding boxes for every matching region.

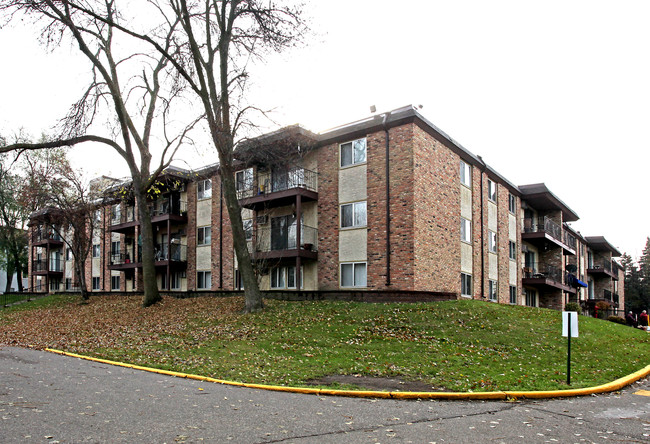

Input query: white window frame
[461,217,471,243]
[461,273,472,297]
[488,230,497,253]
[92,277,100,290]
[508,193,516,214]
[197,179,212,200]
[488,280,498,301]
[65,248,72,261]
[509,285,517,304]
[270,266,304,289]
[525,288,537,307]
[197,226,211,246]
[235,168,253,191]
[460,160,471,187]
[488,179,497,202]
[92,244,100,258]
[340,138,367,168]
[197,271,211,290]
[111,275,120,291]
[340,262,367,288]
[340,201,367,229]
[243,219,253,241]
[509,241,517,260]
[171,271,181,290]
[111,204,121,223]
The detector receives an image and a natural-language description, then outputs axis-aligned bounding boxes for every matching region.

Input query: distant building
[27,105,624,315]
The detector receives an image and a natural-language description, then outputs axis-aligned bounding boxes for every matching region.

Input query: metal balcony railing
[588,256,613,274]
[150,199,187,217]
[111,206,137,225]
[524,217,576,250]
[254,225,318,253]
[31,226,62,243]
[522,262,571,285]
[32,259,63,273]
[110,248,140,265]
[154,243,187,262]
[237,168,318,199]
[563,230,577,251]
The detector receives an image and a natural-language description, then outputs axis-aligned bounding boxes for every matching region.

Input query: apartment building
[27,105,624,314]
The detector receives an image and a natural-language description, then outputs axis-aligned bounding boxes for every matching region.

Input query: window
[509,285,517,304]
[243,219,253,240]
[111,241,121,256]
[461,218,471,243]
[340,262,367,288]
[65,278,72,290]
[340,201,367,228]
[92,244,100,258]
[236,168,253,191]
[460,160,471,187]
[488,231,497,253]
[488,179,497,202]
[94,210,102,225]
[340,138,367,167]
[197,271,211,290]
[65,248,72,261]
[461,273,472,297]
[92,277,100,290]
[509,241,517,260]
[235,269,244,290]
[111,204,121,223]
[508,193,516,213]
[197,179,212,200]
[111,275,120,291]
[171,272,181,290]
[270,266,303,289]
[488,280,497,301]
[525,289,537,307]
[197,226,211,246]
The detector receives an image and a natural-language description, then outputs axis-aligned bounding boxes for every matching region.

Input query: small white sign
[562,311,579,337]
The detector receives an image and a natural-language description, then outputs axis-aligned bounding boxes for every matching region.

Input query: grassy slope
[1,295,648,392]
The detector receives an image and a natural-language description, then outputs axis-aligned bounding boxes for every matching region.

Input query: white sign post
[562,312,579,385]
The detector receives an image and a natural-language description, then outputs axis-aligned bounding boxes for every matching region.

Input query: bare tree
[0,0,200,306]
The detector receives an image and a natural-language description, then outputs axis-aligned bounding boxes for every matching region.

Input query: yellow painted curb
[44,348,650,400]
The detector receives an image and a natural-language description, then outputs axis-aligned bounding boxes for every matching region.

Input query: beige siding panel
[509,261,517,285]
[488,201,498,231]
[339,164,367,203]
[196,245,211,270]
[461,242,473,273]
[92,258,100,277]
[461,186,472,220]
[196,200,211,226]
[489,253,498,280]
[339,229,367,262]
[508,213,517,241]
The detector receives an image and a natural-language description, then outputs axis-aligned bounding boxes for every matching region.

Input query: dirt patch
[306,375,449,392]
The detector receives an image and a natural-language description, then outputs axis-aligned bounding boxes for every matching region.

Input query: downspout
[219,176,223,289]
[477,155,486,299]
[383,112,391,286]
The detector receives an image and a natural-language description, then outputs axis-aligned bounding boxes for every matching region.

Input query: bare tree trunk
[219,163,263,312]
[135,186,160,307]
[15,263,23,292]
[74,257,89,300]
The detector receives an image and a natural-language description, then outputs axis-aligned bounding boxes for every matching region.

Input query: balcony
[150,198,187,225]
[587,256,617,279]
[522,217,576,255]
[154,243,187,268]
[109,248,141,270]
[252,224,318,261]
[237,168,318,211]
[31,227,63,246]
[109,206,138,233]
[32,259,63,275]
[522,263,576,293]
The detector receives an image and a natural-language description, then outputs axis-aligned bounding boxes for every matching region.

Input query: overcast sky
[0,0,648,259]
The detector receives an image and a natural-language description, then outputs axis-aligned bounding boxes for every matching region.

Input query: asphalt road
[1,347,649,443]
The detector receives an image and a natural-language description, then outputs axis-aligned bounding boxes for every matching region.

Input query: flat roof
[519,183,579,222]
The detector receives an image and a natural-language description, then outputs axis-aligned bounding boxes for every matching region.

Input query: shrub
[564,302,581,313]
[607,316,626,325]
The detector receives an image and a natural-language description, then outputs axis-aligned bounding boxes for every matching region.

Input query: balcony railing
[31,227,62,243]
[522,262,570,285]
[154,243,187,262]
[588,256,612,274]
[237,167,317,199]
[254,225,318,253]
[523,217,562,242]
[563,231,577,251]
[32,259,63,273]
[150,199,187,217]
[111,206,137,226]
[110,248,140,265]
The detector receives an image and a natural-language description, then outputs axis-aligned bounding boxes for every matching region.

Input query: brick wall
[317,143,340,289]
[186,181,197,290]
[496,183,510,304]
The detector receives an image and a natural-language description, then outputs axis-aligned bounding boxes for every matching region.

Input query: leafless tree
[0,0,200,306]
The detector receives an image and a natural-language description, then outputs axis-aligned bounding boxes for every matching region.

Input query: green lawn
[1,295,648,392]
